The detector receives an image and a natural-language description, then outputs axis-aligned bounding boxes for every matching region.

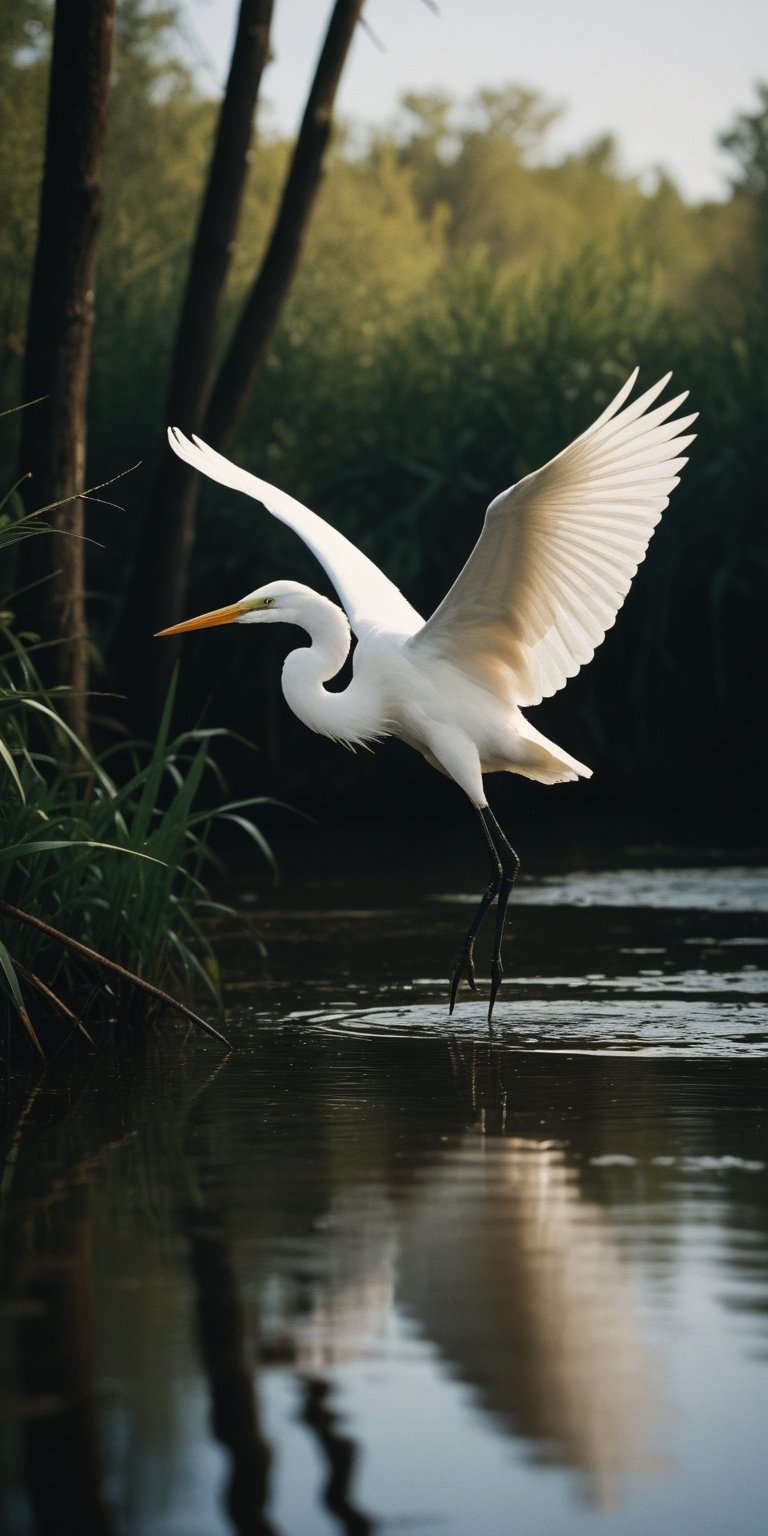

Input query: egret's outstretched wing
[407,371,696,707]
[167,429,423,638]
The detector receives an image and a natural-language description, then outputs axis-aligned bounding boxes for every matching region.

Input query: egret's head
[155,580,307,637]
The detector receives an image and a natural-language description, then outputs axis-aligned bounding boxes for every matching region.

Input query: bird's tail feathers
[509,718,592,785]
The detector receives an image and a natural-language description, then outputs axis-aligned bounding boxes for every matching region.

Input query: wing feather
[166,429,423,639]
[408,372,696,706]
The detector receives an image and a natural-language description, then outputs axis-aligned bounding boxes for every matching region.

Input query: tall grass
[0,500,275,1056]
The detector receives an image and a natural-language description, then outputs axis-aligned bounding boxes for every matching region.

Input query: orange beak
[155,601,248,637]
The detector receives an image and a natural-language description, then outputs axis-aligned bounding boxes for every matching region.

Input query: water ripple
[287,995,768,1057]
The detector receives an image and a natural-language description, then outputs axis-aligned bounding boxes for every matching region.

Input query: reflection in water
[300,1378,374,1536]
[14,1186,114,1536]
[400,1136,659,1508]
[1,860,767,1536]
[284,1131,659,1511]
[186,1208,275,1536]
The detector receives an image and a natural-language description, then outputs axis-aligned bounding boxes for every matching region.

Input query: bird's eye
[263,598,275,607]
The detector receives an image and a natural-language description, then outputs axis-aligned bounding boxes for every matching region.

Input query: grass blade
[2,902,233,1050]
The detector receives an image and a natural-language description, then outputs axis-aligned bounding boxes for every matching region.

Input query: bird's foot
[449,939,477,1013]
[487,956,504,1024]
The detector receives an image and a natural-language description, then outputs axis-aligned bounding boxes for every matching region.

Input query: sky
[176,0,768,202]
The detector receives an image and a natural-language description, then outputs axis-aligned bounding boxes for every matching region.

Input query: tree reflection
[15,1185,114,1536]
[1,1029,766,1533]
[187,1207,276,1536]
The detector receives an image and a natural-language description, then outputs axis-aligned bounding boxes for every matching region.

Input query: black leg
[449,809,502,1013]
[449,805,520,1017]
[483,807,521,1021]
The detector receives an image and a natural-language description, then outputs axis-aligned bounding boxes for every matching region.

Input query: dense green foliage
[0,489,274,1051]
[1,1,766,807]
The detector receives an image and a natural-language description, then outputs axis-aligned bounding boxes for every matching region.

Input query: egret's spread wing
[407,371,697,706]
[167,429,423,638]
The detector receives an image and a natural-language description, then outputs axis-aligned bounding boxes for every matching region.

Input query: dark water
[1,828,767,1536]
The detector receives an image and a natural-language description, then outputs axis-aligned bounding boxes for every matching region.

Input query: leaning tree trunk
[204,0,365,452]
[112,0,364,724]
[15,0,116,746]
[110,0,274,709]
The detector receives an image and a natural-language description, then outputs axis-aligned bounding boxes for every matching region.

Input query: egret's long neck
[280,593,379,745]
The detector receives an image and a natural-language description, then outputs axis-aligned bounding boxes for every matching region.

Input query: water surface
[1,838,767,1535]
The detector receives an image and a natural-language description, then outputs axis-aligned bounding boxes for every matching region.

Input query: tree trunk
[15,0,116,746]
[110,0,274,707]
[112,0,364,725]
[204,0,365,451]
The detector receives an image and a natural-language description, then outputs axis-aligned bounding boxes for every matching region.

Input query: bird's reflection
[400,1134,660,1507]
[280,1126,660,1510]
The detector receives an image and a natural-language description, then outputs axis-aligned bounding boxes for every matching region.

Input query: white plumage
[409,369,696,707]
[160,370,695,1017]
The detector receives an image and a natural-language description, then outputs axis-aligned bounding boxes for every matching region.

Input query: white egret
[157,370,695,1018]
